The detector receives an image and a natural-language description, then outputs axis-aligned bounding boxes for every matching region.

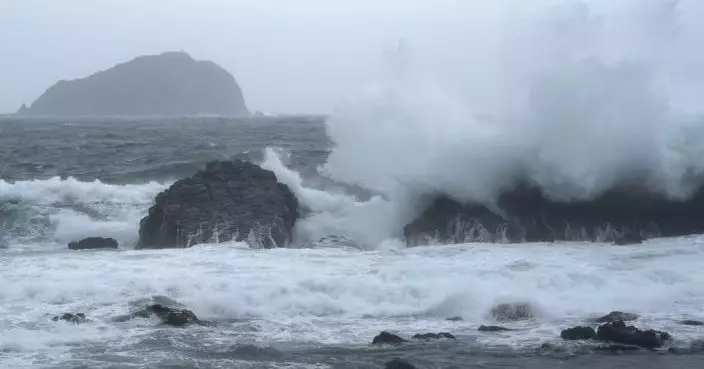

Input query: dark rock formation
[478,325,511,332]
[412,332,456,340]
[385,358,417,369]
[23,51,248,117]
[68,237,118,250]
[560,326,597,340]
[446,316,464,322]
[372,332,407,345]
[404,184,704,245]
[125,304,205,326]
[52,313,87,324]
[593,311,639,323]
[489,302,535,322]
[596,321,671,349]
[679,320,704,326]
[137,160,298,249]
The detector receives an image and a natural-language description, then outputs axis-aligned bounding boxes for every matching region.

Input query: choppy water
[2,117,704,368]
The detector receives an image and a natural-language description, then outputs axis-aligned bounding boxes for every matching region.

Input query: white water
[5,1,704,367]
[3,239,704,367]
[322,0,704,206]
[0,177,166,250]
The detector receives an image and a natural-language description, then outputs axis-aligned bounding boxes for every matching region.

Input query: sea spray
[323,0,704,206]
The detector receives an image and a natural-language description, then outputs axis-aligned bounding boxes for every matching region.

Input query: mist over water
[322,0,704,207]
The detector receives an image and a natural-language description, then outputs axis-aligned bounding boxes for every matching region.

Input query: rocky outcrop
[592,311,639,323]
[596,321,671,349]
[404,184,704,245]
[22,51,248,117]
[372,332,407,345]
[489,302,536,322]
[68,237,118,250]
[411,332,456,340]
[52,313,88,324]
[137,160,298,249]
[478,325,511,332]
[561,326,597,340]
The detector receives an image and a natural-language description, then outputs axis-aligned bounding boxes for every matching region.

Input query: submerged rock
[68,237,118,250]
[52,313,87,324]
[596,321,671,349]
[403,184,704,245]
[478,325,512,332]
[137,160,298,249]
[372,332,407,345]
[385,358,416,369]
[679,320,704,326]
[593,311,639,323]
[128,304,204,326]
[446,316,464,322]
[412,332,456,340]
[560,326,597,340]
[490,302,535,322]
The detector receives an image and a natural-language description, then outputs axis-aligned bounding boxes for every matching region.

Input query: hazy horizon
[0,0,485,115]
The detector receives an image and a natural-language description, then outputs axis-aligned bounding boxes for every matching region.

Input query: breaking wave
[322,0,704,206]
[0,177,166,249]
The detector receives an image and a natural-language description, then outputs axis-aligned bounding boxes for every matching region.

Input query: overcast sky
[0,0,490,115]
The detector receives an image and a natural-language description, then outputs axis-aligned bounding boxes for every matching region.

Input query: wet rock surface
[561,326,597,340]
[372,332,408,345]
[52,313,88,324]
[490,302,535,322]
[411,332,456,340]
[68,237,118,250]
[137,160,298,249]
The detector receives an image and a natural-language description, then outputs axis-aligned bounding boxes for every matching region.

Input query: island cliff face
[21,52,249,116]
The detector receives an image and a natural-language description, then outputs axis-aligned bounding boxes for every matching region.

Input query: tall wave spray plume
[265,0,704,247]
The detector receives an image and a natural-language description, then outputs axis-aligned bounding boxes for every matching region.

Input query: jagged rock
[137,160,298,249]
[560,326,597,340]
[679,320,704,326]
[52,313,87,324]
[68,237,118,250]
[22,51,249,117]
[385,358,416,369]
[593,311,639,323]
[478,325,511,332]
[412,332,456,340]
[403,184,704,245]
[372,332,407,345]
[596,321,671,349]
[490,302,535,322]
[126,304,204,326]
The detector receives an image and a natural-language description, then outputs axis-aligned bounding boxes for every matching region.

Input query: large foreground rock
[404,184,704,245]
[19,51,248,117]
[596,321,671,349]
[68,237,118,250]
[137,160,298,249]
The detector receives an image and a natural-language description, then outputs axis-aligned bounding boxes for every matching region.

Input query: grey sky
[0,0,477,115]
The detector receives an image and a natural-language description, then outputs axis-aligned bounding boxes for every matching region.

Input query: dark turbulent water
[1,117,704,369]
[0,116,330,184]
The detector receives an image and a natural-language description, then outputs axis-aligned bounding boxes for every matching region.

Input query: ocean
[2,116,704,368]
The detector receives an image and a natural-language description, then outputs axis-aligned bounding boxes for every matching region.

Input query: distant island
[18,51,249,117]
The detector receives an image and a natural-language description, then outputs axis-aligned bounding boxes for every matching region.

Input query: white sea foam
[322,0,704,205]
[2,238,704,367]
[0,177,166,249]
